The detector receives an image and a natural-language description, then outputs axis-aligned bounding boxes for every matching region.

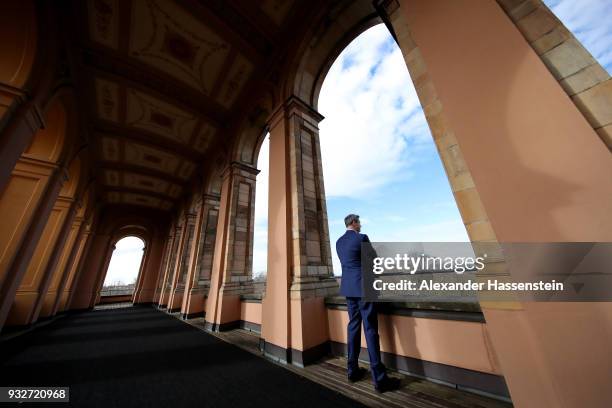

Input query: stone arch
[21,100,66,164]
[282,0,381,109]
[231,91,275,166]
[86,212,164,308]
[203,154,227,196]
[100,213,159,247]
[100,232,146,302]
[111,226,149,248]
[0,0,70,193]
[59,156,81,200]
[0,89,84,328]
[0,1,37,90]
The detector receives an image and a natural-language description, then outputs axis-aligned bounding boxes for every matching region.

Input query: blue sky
[253,25,470,277]
[253,2,612,276]
[107,0,611,283]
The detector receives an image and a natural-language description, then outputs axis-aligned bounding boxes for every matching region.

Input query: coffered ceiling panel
[129,0,231,95]
[117,191,173,210]
[122,140,188,178]
[125,88,198,144]
[105,191,171,211]
[78,0,310,211]
[123,172,172,194]
[95,77,218,151]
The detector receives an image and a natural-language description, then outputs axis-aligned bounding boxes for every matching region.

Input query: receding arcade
[0,1,610,407]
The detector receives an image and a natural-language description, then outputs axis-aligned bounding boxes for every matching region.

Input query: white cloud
[103,236,145,286]
[318,24,433,199]
[544,0,612,72]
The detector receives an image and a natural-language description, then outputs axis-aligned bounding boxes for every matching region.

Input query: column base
[182,311,205,320]
[205,280,254,328]
[259,339,330,367]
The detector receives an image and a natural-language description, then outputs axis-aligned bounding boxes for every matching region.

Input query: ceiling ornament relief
[193,123,216,153]
[123,141,182,176]
[122,192,172,209]
[104,170,121,186]
[85,0,281,211]
[126,88,197,144]
[177,161,196,180]
[167,184,182,199]
[101,137,120,161]
[106,191,121,203]
[216,53,253,108]
[129,0,230,95]
[106,191,172,210]
[95,78,119,122]
[123,172,172,195]
[261,0,294,25]
[88,0,119,49]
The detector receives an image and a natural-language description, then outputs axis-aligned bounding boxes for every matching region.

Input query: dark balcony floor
[0,305,362,408]
[0,305,511,408]
[184,317,512,408]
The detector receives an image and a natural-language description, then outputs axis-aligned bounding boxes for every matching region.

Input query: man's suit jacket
[336,230,373,297]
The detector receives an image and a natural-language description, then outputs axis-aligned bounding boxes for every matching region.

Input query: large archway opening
[100,236,145,302]
[317,23,470,275]
[252,133,269,293]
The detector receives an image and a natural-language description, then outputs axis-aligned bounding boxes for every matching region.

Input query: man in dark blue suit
[336,214,400,393]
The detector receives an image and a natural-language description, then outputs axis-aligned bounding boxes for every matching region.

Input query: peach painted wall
[400,0,612,241]
[327,309,502,376]
[397,1,612,406]
[240,301,262,325]
[290,297,330,351]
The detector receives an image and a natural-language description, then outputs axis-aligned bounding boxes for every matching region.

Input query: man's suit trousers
[346,297,386,384]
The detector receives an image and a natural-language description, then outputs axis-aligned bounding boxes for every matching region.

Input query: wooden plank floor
[182,317,512,408]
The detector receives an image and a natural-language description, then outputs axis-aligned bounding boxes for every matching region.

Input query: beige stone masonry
[496,0,612,150]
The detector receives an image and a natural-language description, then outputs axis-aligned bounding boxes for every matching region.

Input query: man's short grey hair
[344,214,360,227]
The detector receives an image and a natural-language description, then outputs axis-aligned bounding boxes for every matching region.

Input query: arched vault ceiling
[66,0,375,212]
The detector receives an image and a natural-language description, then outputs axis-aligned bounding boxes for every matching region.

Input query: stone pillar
[159,225,182,308]
[155,230,174,306]
[168,213,197,312]
[134,232,165,304]
[5,192,75,326]
[29,198,79,323]
[382,1,612,406]
[58,218,94,313]
[260,97,338,365]
[182,193,220,319]
[132,245,148,303]
[0,165,67,330]
[90,241,116,308]
[40,208,85,318]
[204,162,258,331]
[153,232,172,304]
[69,233,112,310]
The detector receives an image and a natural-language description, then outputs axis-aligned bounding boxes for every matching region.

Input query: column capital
[221,161,260,180]
[202,193,221,202]
[269,95,325,128]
